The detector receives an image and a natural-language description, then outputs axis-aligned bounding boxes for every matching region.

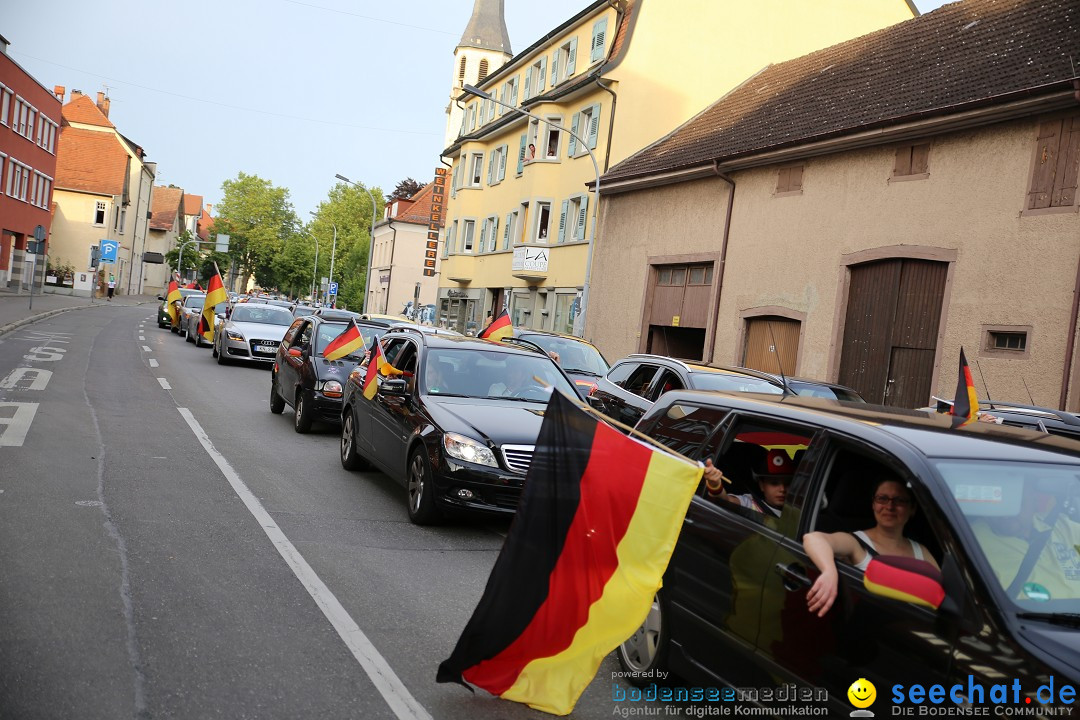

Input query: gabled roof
[183,193,203,216]
[55,126,128,195]
[61,94,114,129]
[150,186,184,231]
[197,207,213,241]
[390,182,442,226]
[603,0,1079,184]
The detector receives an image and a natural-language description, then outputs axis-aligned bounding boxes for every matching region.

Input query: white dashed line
[142,346,152,352]
[139,336,146,340]
[148,359,159,368]
[157,378,171,390]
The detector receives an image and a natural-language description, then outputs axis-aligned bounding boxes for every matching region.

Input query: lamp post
[462,84,600,338]
[334,173,378,314]
[309,211,337,305]
[303,230,319,303]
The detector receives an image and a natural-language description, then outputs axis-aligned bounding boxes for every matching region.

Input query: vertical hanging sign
[425,167,446,277]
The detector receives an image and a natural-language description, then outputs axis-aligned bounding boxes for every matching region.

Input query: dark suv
[270,316,387,433]
[338,328,579,524]
[618,391,1080,716]
[928,398,1080,442]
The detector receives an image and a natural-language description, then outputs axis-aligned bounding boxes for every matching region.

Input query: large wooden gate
[838,259,947,407]
[743,318,800,376]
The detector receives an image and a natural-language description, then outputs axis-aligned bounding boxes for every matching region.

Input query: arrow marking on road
[177,407,434,720]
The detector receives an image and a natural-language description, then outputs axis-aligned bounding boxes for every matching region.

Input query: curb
[0,300,154,338]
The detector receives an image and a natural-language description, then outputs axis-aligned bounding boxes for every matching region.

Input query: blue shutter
[500,145,509,181]
[511,80,518,108]
[550,52,559,85]
[504,213,512,249]
[587,104,601,150]
[523,68,533,100]
[451,164,459,198]
[568,113,580,157]
[517,134,527,175]
[566,38,578,76]
[539,57,548,92]
[479,219,488,253]
[590,18,608,62]
[487,152,495,185]
[490,216,499,252]
[577,195,589,240]
[558,200,569,243]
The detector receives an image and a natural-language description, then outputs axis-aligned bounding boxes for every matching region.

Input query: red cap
[762,449,795,475]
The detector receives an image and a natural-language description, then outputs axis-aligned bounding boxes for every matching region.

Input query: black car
[928,398,1080,441]
[269,316,387,433]
[338,328,579,524]
[618,390,1080,716]
[501,328,610,397]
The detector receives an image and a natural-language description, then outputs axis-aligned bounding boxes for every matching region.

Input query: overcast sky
[4,0,950,219]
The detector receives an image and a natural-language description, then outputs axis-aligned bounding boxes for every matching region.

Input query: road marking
[157,378,171,390]
[142,346,152,352]
[139,335,145,340]
[0,368,52,391]
[148,359,159,368]
[177,408,433,720]
[24,346,65,361]
[0,402,38,447]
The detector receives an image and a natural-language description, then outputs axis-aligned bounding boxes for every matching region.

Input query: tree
[309,181,384,310]
[164,230,200,277]
[212,172,300,292]
[389,177,424,201]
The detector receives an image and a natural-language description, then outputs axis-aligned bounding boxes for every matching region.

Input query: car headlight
[321,380,343,398]
[443,432,497,468]
[226,329,245,341]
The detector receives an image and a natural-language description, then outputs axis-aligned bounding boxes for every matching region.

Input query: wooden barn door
[743,318,800,376]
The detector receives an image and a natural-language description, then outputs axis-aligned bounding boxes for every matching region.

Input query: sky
[4,0,951,220]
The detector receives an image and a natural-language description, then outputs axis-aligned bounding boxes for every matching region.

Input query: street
[0,304,622,720]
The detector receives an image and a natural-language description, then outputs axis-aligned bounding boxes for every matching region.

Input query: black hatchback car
[270,316,387,433]
[338,329,579,524]
[618,391,1080,716]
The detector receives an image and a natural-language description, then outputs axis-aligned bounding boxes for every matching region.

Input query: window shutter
[517,134,527,175]
[511,81,518,108]
[550,53,559,85]
[790,165,803,191]
[523,68,532,100]
[1028,119,1061,210]
[499,145,508,182]
[568,113,580,157]
[893,146,913,176]
[590,18,608,62]
[577,195,588,240]
[910,143,930,174]
[567,38,578,77]
[558,200,569,243]
[488,152,496,185]
[479,219,488,253]
[776,167,790,193]
[491,216,499,252]
[587,104,600,149]
[451,164,459,198]
[504,214,512,249]
[539,57,547,93]
[1053,115,1080,208]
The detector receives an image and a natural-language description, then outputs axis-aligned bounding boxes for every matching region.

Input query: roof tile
[150,186,184,231]
[55,126,128,195]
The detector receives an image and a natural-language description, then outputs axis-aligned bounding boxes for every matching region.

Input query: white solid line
[157,378,171,390]
[176,408,433,720]
[148,359,159,368]
[142,345,152,352]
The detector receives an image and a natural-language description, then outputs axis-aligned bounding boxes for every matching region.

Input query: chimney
[96,91,110,117]
[205,203,213,215]
[53,85,65,102]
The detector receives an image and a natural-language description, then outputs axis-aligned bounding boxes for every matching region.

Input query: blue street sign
[99,240,119,263]
[328,282,338,296]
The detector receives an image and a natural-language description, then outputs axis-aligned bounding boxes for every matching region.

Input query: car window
[622,365,660,397]
[282,320,303,348]
[518,335,609,375]
[233,306,294,325]
[649,369,685,400]
[689,371,784,395]
[604,362,637,387]
[788,380,864,402]
[296,322,313,350]
[185,296,206,309]
[642,403,729,458]
[382,338,409,368]
[315,323,351,354]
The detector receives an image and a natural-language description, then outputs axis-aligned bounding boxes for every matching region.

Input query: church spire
[458,0,511,54]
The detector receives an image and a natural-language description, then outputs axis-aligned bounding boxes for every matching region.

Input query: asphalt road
[0,305,628,720]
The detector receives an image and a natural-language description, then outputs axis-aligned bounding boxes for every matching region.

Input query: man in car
[703,449,794,518]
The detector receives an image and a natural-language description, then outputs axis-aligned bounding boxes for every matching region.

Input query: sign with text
[425,167,446,277]
[512,246,549,273]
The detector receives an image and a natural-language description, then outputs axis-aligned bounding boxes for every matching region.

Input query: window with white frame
[0,155,5,191]
[466,105,476,133]
[543,117,562,159]
[451,162,461,198]
[7,160,30,201]
[94,200,107,226]
[13,97,37,140]
[500,77,518,114]
[569,104,601,157]
[462,219,476,252]
[504,210,518,250]
[469,152,484,187]
[485,215,499,253]
[478,217,489,253]
[487,144,507,185]
[558,196,587,243]
[524,57,547,101]
[535,202,552,242]
[552,37,578,85]
[0,86,10,126]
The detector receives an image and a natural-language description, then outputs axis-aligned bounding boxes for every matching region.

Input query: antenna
[1021,376,1036,405]
[974,359,993,408]
[766,321,791,395]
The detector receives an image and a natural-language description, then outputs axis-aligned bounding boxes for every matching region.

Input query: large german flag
[949,347,978,428]
[197,265,228,342]
[165,276,182,327]
[436,391,703,715]
[361,340,384,400]
[478,308,512,342]
[323,319,365,361]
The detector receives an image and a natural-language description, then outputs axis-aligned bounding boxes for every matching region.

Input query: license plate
[254,345,275,353]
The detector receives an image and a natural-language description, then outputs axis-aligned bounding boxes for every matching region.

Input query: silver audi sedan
[212,303,295,365]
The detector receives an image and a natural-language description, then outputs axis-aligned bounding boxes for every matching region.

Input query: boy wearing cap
[703,448,795,518]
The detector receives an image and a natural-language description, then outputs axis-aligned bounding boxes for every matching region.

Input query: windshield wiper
[427,392,472,398]
[1015,612,1080,628]
[563,368,600,376]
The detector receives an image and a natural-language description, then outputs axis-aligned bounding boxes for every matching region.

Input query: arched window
[478,59,489,81]
[458,56,467,85]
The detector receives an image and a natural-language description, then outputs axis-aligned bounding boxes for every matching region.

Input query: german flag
[436,391,703,715]
[165,276,182,327]
[323,319,365,361]
[864,556,944,610]
[197,264,228,343]
[479,308,512,342]
[949,347,978,428]
[361,340,384,400]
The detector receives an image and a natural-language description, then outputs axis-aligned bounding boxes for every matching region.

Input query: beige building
[145,185,184,296]
[366,181,443,318]
[589,0,1080,409]
[439,0,916,336]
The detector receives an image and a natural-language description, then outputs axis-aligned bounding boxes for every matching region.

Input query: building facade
[0,35,61,290]
[366,181,443,318]
[145,185,184,296]
[588,0,1080,409]
[437,0,916,336]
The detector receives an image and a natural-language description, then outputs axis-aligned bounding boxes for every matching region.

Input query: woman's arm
[802,531,866,617]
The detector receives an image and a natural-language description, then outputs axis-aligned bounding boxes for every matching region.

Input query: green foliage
[164,230,200,275]
[308,181,383,310]
[213,172,300,292]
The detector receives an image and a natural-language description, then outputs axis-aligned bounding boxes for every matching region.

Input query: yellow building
[438,0,916,335]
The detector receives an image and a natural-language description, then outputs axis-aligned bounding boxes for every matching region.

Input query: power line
[279,0,456,36]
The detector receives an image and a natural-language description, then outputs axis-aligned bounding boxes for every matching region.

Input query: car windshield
[690,372,784,394]
[788,380,865,402]
[185,296,206,309]
[422,348,577,401]
[517,334,609,376]
[933,459,1080,613]
[231,306,294,326]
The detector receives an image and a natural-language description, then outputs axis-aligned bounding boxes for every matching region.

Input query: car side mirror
[157,294,165,301]
[380,378,408,397]
[287,347,303,358]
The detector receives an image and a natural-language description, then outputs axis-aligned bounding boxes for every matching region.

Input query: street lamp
[302,230,319,303]
[334,173,378,314]
[309,211,337,305]
[462,84,600,338]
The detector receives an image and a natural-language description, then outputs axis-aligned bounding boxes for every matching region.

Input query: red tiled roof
[197,207,213,241]
[150,186,184,231]
[392,182,442,226]
[183,193,203,216]
[55,126,128,195]
[607,0,635,62]
[61,94,114,128]
[603,0,1079,184]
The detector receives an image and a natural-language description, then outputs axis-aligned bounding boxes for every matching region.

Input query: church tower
[444,0,512,150]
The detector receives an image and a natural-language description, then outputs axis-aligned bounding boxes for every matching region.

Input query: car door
[647,367,686,404]
[760,435,957,716]
[368,337,419,476]
[279,320,313,406]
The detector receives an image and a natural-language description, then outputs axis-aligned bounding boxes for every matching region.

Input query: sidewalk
[0,289,158,337]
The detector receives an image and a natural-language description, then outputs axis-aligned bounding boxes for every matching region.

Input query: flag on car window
[949,347,977,428]
[165,275,182,327]
[479,308,513,342]
[197,264,228,342]
[322,319,365,361]
[436,391,703,715]
[362,341,385,400]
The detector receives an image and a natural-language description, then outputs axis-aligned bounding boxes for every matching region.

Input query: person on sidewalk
[107,275,116,301]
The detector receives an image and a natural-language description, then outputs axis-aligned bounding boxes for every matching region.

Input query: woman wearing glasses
[802,478,939,617]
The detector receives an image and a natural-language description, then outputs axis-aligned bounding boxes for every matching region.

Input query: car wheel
[340,409,369,471]
[211,340,218,358]
[407,447,441,525]
[216,341,229,365]
[294,390,313,433]
[616,593,670,685]
[269,376,285,414]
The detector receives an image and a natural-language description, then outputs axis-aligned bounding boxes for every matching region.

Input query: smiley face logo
[848,678,876,709]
